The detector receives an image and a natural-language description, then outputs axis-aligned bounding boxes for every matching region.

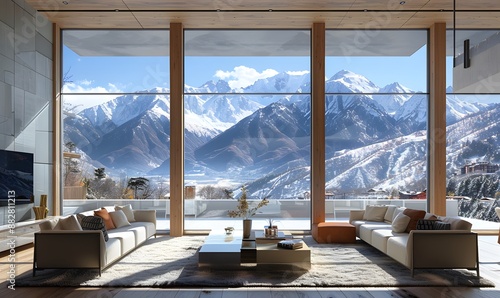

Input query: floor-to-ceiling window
[325,30,429,219]
[61,30,170,229]
[183,30,312,231]
[446,30,500,222]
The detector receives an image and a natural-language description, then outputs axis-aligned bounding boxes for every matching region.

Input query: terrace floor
[156,217,500,235]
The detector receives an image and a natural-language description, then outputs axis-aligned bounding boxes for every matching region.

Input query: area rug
[17,235,493,288]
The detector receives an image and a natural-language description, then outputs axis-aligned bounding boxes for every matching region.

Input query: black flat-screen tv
[0,149,34,206]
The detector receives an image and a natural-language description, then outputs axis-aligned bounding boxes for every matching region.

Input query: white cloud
[286,70,309,76]
[80,79,92,86]
[62,80,122,112]
[214,66,278,89]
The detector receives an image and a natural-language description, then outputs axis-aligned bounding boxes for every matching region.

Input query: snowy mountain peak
[244,71,310,94]
[143,87,169,94]
[197,80,231,93]
[380,82,413,94]
[331,69,356,80]
[328,70,378,93]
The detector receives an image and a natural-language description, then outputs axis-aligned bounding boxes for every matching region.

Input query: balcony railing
[62,198,463,231]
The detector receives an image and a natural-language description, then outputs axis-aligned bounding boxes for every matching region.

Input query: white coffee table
[198,230,311,270]
[198,230,243,268]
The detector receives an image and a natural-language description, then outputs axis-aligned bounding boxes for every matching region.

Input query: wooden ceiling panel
[46,12,142,28]
[404,12,500,29]
[402,12,451,28]
[133,12,347,29]
[123,0,356,11]
[25,0,500,29]
[25,0,129,11]
[336,12,414,29]
[349,0,430,11]
[422,0,500,10]
[454,12,500,29]
[25,0,500,12]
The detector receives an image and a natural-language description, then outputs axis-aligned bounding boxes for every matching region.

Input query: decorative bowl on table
[224,227,234,235]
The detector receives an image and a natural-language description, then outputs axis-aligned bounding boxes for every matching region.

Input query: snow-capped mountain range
[63,70,498,198]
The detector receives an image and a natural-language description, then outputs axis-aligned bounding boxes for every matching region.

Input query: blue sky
[63,45,457,109]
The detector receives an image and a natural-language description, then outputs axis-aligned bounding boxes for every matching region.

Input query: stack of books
[277,239,303,250]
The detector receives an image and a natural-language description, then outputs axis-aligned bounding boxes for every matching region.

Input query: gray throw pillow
[434,221,451,230]
[80,215,109,241]
[416,219,437,230]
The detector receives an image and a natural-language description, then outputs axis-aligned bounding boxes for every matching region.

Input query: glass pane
[62,29,170,231]
[63,30,169,93]
[184,30,311,231]
[326,30,427,94]
[184,30,310,94]
[446,29,500,222]
[445,94,500,221]
[325,30,428,220]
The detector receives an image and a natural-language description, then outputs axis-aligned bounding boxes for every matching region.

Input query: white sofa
[349,205,479,277]
[33,206,156,276]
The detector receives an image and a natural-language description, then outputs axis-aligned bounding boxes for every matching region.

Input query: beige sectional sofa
[349,205,479,276]
[33,205,156,276]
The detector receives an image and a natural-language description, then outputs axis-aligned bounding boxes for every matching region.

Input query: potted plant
[228,186,269,238]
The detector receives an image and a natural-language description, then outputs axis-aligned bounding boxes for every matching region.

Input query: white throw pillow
[115,204,136,222]
[109,210,131,228]
[53,215,83,231]
[39,218,59,231]
[363,205,388,222]
[391,213,411,233]
[392,207,406,222]
[384,205,398,223]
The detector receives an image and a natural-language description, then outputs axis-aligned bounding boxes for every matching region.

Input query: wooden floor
[2,235,500,298]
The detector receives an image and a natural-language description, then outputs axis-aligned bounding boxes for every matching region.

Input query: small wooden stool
[312,222,356,243]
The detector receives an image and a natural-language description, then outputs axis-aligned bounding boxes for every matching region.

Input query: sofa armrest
[349,210,365,223]
[409,230,479,276]
[133,209,156,227]
[34,230,106,275]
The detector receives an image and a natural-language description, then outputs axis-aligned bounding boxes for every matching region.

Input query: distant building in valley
[461,161,499,175]
[399,189,426,200]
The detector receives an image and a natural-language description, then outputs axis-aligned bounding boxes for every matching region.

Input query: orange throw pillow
[403,208,426,233]
[94,208,116,230]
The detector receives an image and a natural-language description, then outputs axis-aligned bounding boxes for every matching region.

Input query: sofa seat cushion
[386,235,410,267]
[104,237,122,266]
[359,223,392,244]
[142,222,156,239]
[107,229,136,255]
[351,220,389,237]
[371,229,407,254]
[125,222,156,245]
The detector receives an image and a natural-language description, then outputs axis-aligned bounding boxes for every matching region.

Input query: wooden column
[311,23,326,225]
[52,23,61,216]
[169,23,184,236]
[428,23,447,216]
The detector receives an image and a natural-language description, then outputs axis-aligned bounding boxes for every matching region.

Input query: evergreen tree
[127,177,150,200]
[94,167,106,180]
